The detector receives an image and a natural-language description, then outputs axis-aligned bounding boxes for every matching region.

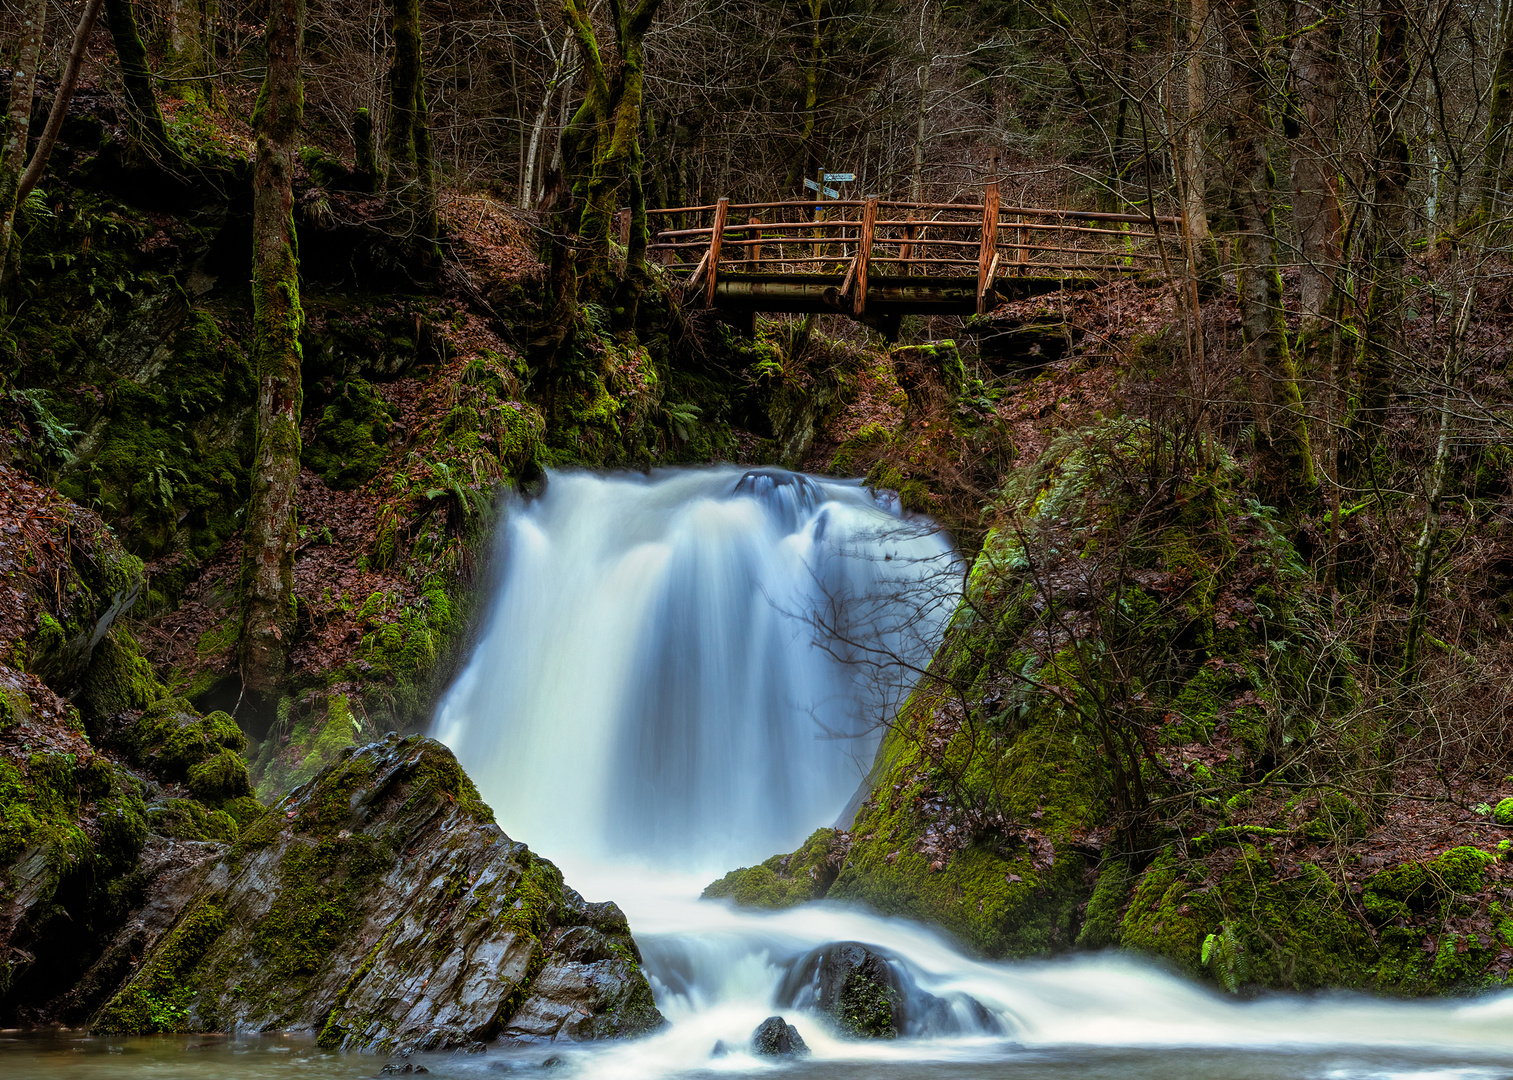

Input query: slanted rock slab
[92,734,664,1052]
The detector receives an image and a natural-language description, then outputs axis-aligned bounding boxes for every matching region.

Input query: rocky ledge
[92,734,664,1052]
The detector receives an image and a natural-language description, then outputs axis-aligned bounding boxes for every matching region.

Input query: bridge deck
[647,188,1183,323]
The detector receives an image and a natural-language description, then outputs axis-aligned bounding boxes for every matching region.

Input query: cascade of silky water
[434,467,1513,1080]
[433,466,959,865]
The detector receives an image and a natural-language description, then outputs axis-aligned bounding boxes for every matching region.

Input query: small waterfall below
[433,466,1513,1080]
[433,466,959,866]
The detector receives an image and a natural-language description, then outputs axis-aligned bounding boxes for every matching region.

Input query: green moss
[94,898,229,1033]
[128,697,247,782]
[1076,860,1131,949]
[78,626,162,727]
[252,834,391,982]
[702,828,844,908]
[304,377,395,489]
[1494,798,1513,826]
[147,798,240,842]
[187,748,254,803]
[54,305,255,568]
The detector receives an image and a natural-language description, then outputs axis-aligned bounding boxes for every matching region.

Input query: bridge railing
[646,195,1183,314]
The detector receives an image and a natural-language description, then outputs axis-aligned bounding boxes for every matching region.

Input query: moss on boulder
[94,735,664,1051]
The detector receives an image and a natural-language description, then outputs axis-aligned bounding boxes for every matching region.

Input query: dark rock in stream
[777,941,1002,1038]
[751,1015,809,1056]
[90,734,665,1053]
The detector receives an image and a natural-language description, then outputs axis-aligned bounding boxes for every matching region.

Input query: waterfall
[433,466,1513,1080]
[432,466,960,867]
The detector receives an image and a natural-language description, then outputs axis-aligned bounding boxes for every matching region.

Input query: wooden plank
[685,248,712,291]
[705,197,729,309]
[977,179,1000,315]
[978,251,1001,314]
[854,197,878,314]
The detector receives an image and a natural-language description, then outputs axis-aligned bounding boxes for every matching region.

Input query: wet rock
[777,941,1000,1038]
[92,735,665,1053]
[751,1015,809,1056]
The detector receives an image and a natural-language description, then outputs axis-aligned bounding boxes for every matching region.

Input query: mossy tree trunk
[0,0,46,297]
[1479,3,1513,221]
[383,0,438,261]
[1225,0,1315,503]
[103,0,180,165]
[1287,0,1342,372]
[1343,0,1409,485]
[557,0,662,325]
[163,0,221,109]
[239,0,306,709]
[1183,0,1209,244]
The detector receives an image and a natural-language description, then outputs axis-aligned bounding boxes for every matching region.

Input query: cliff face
[94,734,664,1053]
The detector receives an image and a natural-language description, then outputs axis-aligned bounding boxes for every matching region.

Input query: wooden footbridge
[646,181,1182,332]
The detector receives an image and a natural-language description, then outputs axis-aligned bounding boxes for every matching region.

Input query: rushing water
[7,466,1511,1080]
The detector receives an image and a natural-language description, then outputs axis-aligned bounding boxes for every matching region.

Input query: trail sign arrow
[804,178,841,198]
[824,172,855,183]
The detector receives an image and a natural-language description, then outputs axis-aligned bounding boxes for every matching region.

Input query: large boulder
[92,735,664,1052]
[777,941,999,1038]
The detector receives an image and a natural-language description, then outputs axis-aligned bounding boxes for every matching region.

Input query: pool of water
[3,1032,1511,1080]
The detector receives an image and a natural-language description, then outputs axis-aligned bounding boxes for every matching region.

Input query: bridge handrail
[646,189,1187,315]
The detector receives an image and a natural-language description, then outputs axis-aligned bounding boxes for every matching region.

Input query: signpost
[824,173,855,183]
[804,178,841,199]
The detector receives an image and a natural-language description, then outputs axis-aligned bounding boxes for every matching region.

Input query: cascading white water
[434,467,1513,1080]
[433,466,959,865]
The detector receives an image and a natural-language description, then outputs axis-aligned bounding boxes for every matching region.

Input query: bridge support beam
[711,274,1089,317]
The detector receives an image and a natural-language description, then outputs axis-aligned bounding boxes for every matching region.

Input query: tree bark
[1288,0,1342,360]
[103,0,179,164]
[0,0,46,294]
[163,0,219,107]
[1183,0,1209,243]
[1343,0,1409,485]
[384,0,438,255]
[17,0,106,209]
[1226,0,1315,502]
[1479,1,1513,221]
[239,0,306,708]
[558,0,662,322]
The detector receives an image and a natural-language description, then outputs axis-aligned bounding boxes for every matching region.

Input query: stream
[5,466,1511,1079]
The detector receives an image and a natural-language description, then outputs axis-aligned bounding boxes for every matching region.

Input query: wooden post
[854,197,878,315]
[899,213,916,276]
[748,216,762,272]
[617,207,631,247]
[977,175,1001,315]
[1015,214,1027,272]
[705,197,729,309]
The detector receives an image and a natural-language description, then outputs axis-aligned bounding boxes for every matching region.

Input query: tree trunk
[1288,0,1342,365]
[1401,287,1470,679]
[1183,0,1209,242]
[910,1,935,203]
[558,0,662,322]
[163,0,219,107]
[103,0,179,165]
[238,0,306,709]
[1343,0,1409,485]
[384,0,438,256]
[0,0,46,297]
[1226,0,1315,502]
[784,0,826,193]
[1479,1,1513,221]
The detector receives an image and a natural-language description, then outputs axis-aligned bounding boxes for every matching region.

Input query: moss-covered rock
[94,735,664,1051]
[702,829,847,908]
